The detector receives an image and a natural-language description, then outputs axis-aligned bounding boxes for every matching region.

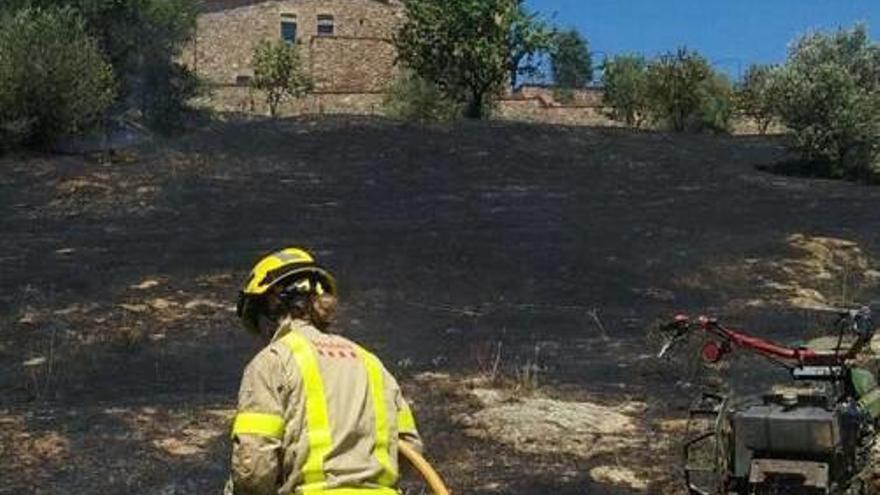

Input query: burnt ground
[1,116,879,494]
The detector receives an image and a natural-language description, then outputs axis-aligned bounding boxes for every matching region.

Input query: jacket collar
[271,317,324,343]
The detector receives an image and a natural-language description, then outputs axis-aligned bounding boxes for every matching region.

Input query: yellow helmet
[236,247,337,334]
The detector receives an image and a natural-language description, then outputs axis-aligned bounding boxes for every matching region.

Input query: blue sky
[526,0,879,79]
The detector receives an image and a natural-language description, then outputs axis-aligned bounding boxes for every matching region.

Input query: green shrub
[551,29,592,88]
[772,25,880,180]
[384,71,462,123]
[642,48,733,133]
[601,54,649,127]
[735,64,779,134]
[395,0,549,119]
[252,40,312,118]
[142,61,205,133]
[646,48,710,131]
[697,73,735,133]
[132,0,202,132]
[0,7,115,148]
[552,87,576,105]
[3,0,199,134]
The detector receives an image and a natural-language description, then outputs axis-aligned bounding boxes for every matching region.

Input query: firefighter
[226,247,422,495]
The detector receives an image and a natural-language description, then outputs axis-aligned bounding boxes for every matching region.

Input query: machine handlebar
[656,306,875,366]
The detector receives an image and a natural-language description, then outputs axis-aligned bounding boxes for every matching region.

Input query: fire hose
[399,441,451,495]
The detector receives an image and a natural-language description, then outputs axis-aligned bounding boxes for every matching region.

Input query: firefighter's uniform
[229,316,422,495]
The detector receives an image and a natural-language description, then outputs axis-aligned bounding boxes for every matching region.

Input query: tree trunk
[674,108,685,132]
[268,92,278,118]
[510,53,523,90]
[466,90,484,119]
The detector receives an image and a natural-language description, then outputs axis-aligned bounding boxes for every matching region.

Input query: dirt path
[1,116,879,494]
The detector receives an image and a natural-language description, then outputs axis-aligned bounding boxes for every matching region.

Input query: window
[280,14,297,43]
[317,14,334,36]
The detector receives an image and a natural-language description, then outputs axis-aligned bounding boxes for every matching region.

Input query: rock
[413,372,452,383]
[119,303,149,313]
[589,465,648,490]
[136,186,158,195]
[149,298,177,310]
[131,279,161,290]
[53,304,98,316]
[462,388,645,459]
[183,299,227,310]
[655,419,689,433]
[153,438,202,457]
[17,312,38,324]
[22,357,47,367]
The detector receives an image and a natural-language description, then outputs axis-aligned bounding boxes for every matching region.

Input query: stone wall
[196,85,386,115]
[514,85,605,107]
[495,98,617,127]
[308,36,396,92]
[494,86,617,126]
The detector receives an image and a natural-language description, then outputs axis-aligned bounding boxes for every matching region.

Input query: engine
[728,393,864,493]
[659,309,879,494]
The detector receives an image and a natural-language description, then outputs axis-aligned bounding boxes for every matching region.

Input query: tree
[645,48,715,131]
[0,7,115,147]
[772,24,880,179]
[395,0,547,118]
[735,64,778,134]
[2,0,200,133]
[602,54,649,127]
[252,40,312,118]
[125,0,201,130]
[507,1,554,90]
[551,29,592,88]
[698,72,735,134]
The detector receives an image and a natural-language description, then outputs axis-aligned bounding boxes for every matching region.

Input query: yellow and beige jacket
[228,319,422,495]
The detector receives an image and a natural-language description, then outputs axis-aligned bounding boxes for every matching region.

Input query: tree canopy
[551,29,592,88]
[395,0,551,118]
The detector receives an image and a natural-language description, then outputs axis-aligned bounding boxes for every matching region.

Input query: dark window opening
[281,15,297,43]
[317,14,334,36]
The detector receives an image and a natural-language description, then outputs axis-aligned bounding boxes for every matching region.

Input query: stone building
[187,0,616,125]
[186,0,404,114]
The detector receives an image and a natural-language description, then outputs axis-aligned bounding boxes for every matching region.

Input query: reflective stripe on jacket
[229,319,422,495]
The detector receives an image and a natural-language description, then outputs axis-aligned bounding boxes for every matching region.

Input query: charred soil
[1,116,879,494]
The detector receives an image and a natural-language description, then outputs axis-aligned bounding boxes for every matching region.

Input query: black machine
[657,307,879,494]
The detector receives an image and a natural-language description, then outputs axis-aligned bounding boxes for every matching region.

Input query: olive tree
[551,29,592,88]
[0,7,115,147]
[395,0,549,118]
[602,54,649,127]
[252,40,312,118]
[4,0,200,132]
[698,72,735,134]
[645,48,713,131]
[772,24,880,179]
[735,64,779,135]
[507,0,554,89]
[383,70,462,123]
